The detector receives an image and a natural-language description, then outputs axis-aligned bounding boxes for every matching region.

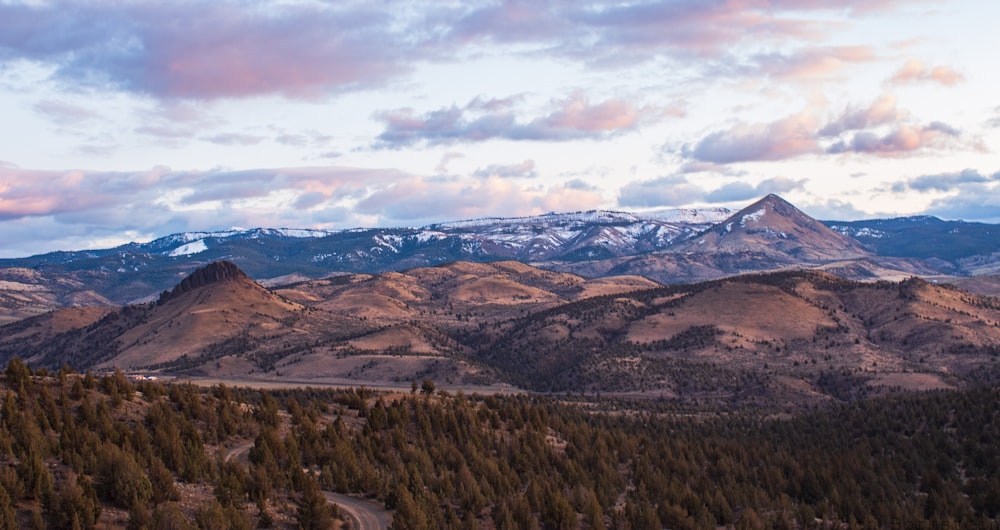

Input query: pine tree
[0,485,17,530]
[296,473,332,530]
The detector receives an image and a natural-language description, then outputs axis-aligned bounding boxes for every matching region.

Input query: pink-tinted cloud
[0,166,169,221]
[686,93,971,163]
[570,1,821,62]
[827,122,961,156]
[685,112,821,163]
[0,2,405,100]
[749,46,877,80]
[374,93,656,148]
[356,175,604,222]
[889,59,965,86]
[0,1,920,101]
[0,163,431,256]
[0,165,402,222]
[819,93,905,137]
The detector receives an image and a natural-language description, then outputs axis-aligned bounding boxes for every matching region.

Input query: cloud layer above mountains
[0,0,997,256]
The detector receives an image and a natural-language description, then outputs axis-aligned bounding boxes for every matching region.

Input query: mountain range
[2,193,999,407]
[2,194,999,325]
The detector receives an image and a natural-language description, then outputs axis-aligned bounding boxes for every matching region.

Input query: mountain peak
[677,194,870,261]
[158,261,253,304]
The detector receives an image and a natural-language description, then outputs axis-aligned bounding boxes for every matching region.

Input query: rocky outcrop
[157,261,251,304]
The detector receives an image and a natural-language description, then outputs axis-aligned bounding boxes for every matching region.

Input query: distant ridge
[2,194,1000,312]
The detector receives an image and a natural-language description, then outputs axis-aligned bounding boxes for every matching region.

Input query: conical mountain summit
[676,193,870,260]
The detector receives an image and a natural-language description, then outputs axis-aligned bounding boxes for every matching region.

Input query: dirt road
[225,441,391,529]
[325,492,392,530]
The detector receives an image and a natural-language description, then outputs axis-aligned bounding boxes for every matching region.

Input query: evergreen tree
[296,473,332,530]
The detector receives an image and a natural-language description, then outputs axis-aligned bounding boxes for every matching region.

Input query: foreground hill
[3,260,999,408]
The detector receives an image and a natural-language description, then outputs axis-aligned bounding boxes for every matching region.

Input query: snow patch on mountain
[169,240,207,257]
[432,208,731,231]
[740,207,766,227]
[829,226,887,239]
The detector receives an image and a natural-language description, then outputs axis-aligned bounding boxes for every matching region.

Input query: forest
[0,357,998,529]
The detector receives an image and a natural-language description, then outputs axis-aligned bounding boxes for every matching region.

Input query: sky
[1,0,998,258]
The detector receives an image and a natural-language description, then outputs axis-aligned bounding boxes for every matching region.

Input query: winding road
[325,492,393,530]
[225,441,392,529]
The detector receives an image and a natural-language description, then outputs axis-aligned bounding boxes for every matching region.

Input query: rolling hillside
[2,260,999,408]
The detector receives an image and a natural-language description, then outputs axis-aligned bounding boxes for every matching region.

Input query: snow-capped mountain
[0,208,730,304]
[1,197,998,313]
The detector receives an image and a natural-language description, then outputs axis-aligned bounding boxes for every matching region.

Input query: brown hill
[276,260,656,323]
[0,267,113,324]
[0,262,364,374]
[3,261,999,408]
[477,271,1000,403]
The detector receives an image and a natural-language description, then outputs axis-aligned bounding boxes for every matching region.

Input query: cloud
[0,0,930,110]
[617,175,707,208]
[274,130,334,148]
[801,198,879,221]
[0,2,406,100]
[0,164,402,225]
[356,176,603,222]
[473,160,536,179]
[684,95,971,163]
[293,191,329,210]
[889,59,964,86]
[32,99,102,125]
[201,133,266,146]
[705,177,805,202]
[685,112,821,163]
[986,107,1000,129]
[896,169,1000,193]
[819,93,904,137]
[826,122,962,156]
[374,93,654,148]
[0,162,608,256]
[747,46,877,80]
[435,152,465,174]
[925,183,1000,222]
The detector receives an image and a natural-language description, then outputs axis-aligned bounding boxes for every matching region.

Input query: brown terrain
[0,267,112,324]
[1,255,998,408]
